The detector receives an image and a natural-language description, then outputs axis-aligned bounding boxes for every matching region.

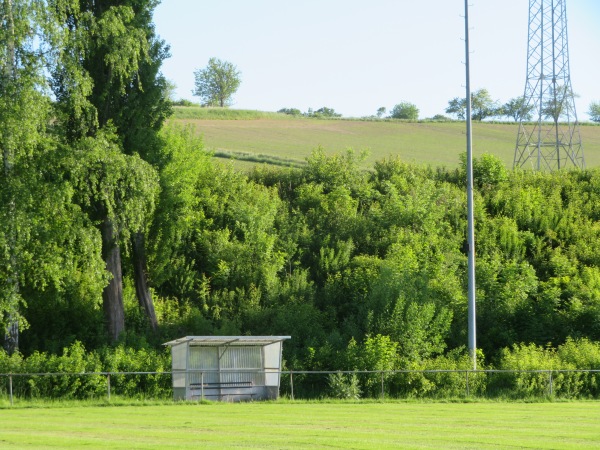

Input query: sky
[153,0,600,120]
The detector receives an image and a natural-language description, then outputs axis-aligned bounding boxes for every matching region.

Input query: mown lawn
[1,400,599,448]
[171,113,600,170]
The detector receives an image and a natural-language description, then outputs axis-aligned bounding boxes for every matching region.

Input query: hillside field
[1,401,599,448]
[172,107,600,170]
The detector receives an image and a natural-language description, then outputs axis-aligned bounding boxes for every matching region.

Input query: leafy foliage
[193,57,241,107]
[278,107,302,116]
[306,107,342,118]
[327,371,362,399]
[589,101,600,123]
[501,96,534,122]
[445,88,499,121]
[389,102,419,120]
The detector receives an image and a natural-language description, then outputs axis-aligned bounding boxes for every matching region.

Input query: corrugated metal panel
[219,371,264,385]
[188,347,219,384]
[221,346,261,369]
[189,346,219,369]
[220,346,263,385]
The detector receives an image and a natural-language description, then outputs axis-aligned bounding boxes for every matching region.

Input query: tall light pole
[464,0,477,370]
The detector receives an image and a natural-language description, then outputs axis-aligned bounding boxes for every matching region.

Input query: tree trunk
[132,231,158,331]
[101,217,125,342]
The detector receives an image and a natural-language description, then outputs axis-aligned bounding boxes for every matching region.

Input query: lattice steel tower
[514,0,584,170]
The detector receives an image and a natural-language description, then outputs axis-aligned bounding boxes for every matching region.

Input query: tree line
[3,1,600,380]
[188,55,600,123]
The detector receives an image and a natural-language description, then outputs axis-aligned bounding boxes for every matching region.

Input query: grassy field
[171,107,600,170]
[1,400,600,448]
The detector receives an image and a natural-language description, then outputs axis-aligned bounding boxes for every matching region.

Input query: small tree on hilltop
[390,102,419,120]
[193,57,241,107]
[445,89,499,121]
[306,107,341,118]
[588,101,600,123]
[502,97,534,122]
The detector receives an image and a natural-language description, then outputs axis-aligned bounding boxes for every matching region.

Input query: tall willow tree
[0,0,50,352]
[49,0,169,340]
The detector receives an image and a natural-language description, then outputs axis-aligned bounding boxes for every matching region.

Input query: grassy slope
[171,107,600,169]
[1,401,599,448]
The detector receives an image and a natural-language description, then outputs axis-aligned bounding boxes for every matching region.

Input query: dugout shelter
[164,336,290,401]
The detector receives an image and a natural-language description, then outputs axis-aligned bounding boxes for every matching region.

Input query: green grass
[1,400,600,448]
[171,106,286,120]
[171,109,600,170]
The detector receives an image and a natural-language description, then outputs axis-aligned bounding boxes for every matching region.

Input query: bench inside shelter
[189,380,254,401]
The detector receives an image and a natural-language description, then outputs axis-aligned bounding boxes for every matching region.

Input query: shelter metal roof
[163,336,291,347]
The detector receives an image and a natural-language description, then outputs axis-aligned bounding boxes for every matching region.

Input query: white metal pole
[464,0,477,370]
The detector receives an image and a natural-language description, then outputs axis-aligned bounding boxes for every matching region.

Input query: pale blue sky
[153,1,599,120]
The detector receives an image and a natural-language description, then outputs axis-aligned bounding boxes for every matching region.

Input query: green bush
[494,343,557,398]
[14,342,105,399]
[420,349,486,398]
[327,372,361,399]
[557,338,600,397]
[100,345,171,398]
[494,343,592,398]
[0,342,170,400]
[278,107,302,116]
[172,99,196,106]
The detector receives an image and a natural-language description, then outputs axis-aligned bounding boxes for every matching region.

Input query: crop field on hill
[171,108,600,170]
[1,401,600,448]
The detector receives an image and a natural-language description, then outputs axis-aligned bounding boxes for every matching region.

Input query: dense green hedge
[4,339,599,400]
[0,342,171,399]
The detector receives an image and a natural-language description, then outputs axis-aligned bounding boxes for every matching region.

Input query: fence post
[9,374,13,406]
[201,372,204,401]
[107,373,111,401]
[548,371,553,397]
[466,370,470,397]
[290,370,294,401]
[381,371,385,400]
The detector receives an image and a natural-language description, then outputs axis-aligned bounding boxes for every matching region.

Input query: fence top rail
[0,371,170,377]
[283,369,600,375]
[2,369,600,377]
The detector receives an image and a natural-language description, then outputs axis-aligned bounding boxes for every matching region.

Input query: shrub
[100,345,171,398]
[305,107,341,118]
[420,349,486,398]
[390,102,419,120]
[0,342,170,400]
[346,335,397,397]
[172,99,196,106]
[557,338,600,397]
[327,372,362,399]
[278,107,302,116]
[495,343,587,398]
[16,342,105,399]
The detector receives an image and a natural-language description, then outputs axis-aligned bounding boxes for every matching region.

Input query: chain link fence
[2,369,600,404]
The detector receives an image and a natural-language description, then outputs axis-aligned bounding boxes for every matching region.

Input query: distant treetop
[193,58,241,107]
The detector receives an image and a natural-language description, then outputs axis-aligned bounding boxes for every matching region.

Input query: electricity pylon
[514,0,584,171]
